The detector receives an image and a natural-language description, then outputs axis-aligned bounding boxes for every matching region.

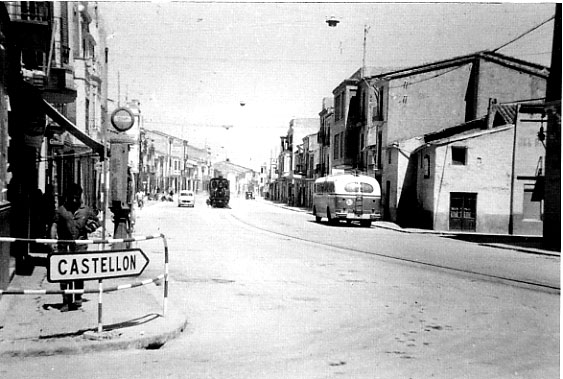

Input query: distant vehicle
[178,190,195,207]
[207,177,230,208]
[312,173,382,227]
[245,191,254,200]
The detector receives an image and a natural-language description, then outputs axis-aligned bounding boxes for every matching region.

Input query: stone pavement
[0,204,188,357]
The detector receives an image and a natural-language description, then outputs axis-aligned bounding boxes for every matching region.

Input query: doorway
[449,192,477,231]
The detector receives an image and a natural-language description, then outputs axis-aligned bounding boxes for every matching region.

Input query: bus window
[344,182,374,193]
[360,182,374,193]
[344,182,359,192]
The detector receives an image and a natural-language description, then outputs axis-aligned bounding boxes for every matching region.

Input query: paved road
[3,195,559,379]
[231,198,560,291]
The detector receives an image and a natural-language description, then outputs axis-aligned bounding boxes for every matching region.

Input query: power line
[493,15,555,53]
[143,120,288,129]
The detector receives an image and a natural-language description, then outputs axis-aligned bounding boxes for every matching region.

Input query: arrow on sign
[47,249,150,283]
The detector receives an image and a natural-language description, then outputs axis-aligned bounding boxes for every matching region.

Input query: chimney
[486,98,497,129]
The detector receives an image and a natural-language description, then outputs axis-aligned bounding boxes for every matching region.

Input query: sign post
[48,248,149,334]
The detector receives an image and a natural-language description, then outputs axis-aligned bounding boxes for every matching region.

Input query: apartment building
[1,2,107,277]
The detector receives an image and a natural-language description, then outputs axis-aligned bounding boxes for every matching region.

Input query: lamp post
[138,128,145,192]
[326,17,370,78]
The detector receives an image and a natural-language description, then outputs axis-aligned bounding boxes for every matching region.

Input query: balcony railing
[6,2,51,23]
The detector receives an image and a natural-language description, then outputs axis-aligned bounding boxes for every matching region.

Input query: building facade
[274,118,318,205]
[365,52,549,223]
[317,97,333,177]
[141,128,211,196]
[411,103,546,235]
[1,2,107,277]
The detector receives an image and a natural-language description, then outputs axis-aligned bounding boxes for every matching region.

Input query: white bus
[312,173,382,227]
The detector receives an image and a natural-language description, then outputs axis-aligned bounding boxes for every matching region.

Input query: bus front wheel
[360,220,372,228]
[313,207,321,223]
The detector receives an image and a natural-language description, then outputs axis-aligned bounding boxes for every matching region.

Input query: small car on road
[178,190,195,207]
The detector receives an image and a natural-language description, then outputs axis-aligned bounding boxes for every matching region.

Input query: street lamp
[326,16,340,27]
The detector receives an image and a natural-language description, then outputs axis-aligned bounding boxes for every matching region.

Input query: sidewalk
[267,200,560,257]
[0,204,188,357]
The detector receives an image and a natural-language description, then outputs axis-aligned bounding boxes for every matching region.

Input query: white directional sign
[47,249,149,282]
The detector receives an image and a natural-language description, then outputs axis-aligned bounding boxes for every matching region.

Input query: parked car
[178,190,195,207]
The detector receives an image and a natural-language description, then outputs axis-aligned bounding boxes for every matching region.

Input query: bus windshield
[344,182,374,193]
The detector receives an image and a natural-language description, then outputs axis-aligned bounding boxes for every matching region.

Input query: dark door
[449,193,477,231]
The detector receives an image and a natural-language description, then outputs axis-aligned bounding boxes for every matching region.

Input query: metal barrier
[0,233,169,333]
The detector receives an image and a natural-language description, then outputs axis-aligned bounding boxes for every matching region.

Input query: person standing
[135,190,144,209]
[51,183,84,312]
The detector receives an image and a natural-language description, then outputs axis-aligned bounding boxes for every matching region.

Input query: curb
[372,223,448,235]
[0,316,188,358]
[265,201,559,257]
[478,243,560,257]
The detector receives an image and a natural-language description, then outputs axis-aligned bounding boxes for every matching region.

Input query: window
[372,87,384,121]
[334,134,340,159]
[451,146,467,165]
[387,149,392,165]
[344,182,374,193]
[423,155,430,178]
[376,131,382,169]
[339,132,344,159]
[335,93,343,121]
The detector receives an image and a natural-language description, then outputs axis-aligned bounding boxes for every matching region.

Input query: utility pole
[543,3,561,250]
[362,24,370,78]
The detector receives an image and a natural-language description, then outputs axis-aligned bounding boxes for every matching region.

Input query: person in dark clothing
[51,183,87,312]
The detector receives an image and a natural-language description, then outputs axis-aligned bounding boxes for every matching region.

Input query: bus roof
[314,174,381,195]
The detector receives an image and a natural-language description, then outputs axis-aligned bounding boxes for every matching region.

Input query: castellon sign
[47,249,149,282]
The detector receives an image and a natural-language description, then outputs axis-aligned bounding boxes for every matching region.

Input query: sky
[98,2,556,170]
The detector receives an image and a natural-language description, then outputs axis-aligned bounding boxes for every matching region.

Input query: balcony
[7,2,52,53]
[43,67,77,104]
[6,2,51,24]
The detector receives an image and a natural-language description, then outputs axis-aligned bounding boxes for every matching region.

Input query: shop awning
[41,99,106,160]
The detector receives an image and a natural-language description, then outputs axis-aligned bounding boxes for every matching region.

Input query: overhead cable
[492,15,555,53]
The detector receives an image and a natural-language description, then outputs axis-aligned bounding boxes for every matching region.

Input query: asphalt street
[2,194,559,379]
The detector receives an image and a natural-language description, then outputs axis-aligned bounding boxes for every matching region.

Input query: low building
[407,102,545,235]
